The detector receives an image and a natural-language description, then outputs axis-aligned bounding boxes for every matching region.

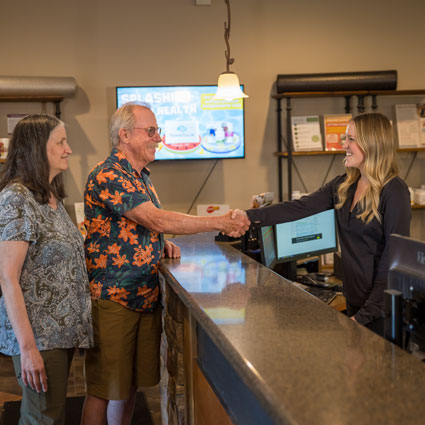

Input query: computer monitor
[275,209,338,263]
[385,234,425,356]
[258,225,277,269]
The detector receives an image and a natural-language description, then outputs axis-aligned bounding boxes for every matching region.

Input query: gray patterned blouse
[0,183,93,355]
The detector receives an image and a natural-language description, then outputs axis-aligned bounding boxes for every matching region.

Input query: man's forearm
[150,209,223,234]
[125,202,249,236]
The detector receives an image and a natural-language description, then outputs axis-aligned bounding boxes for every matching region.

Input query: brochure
[417,104,425,147]
[323,114,351,151]
[7,114,28,135]
[74,202,87,238]
[0,138,9,159]
[395,104,421,147]
[291,116,322,152]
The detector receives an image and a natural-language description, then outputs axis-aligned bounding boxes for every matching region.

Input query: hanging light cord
[186,159,219,215]
[224,0,234,72]
[169,160,219,239]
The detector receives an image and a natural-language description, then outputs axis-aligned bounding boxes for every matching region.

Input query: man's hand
[20,347,47,393]
[221,209,250,238]
[163,240,181,258]
[231,209,249,221]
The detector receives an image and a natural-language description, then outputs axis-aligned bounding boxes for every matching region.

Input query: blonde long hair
[335,113,399,223]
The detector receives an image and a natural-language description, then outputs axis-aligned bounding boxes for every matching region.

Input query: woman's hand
[20,346,48,392]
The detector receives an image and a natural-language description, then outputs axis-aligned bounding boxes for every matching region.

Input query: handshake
[220,209,251,238]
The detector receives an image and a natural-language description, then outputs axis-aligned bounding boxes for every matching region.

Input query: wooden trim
[0,95,64,102]
[275,150,344,157]
[275,147,425,157]
[193,362,234,425]
[397,147,425,153]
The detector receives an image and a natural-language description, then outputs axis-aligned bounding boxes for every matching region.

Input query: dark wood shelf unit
[275,146,425,158]
[275,88,425,202]
[0,95,66,164]
[0,95,64,118]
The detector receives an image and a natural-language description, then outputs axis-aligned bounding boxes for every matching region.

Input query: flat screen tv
[116,85,245,160]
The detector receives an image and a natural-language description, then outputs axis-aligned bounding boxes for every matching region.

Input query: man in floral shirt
[84,147,165,313]
[81,102,250,425]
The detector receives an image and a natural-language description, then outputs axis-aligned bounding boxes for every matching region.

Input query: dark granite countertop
[160,232,425,425]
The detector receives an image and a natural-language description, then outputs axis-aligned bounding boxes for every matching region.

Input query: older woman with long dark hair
[0,114,93,425]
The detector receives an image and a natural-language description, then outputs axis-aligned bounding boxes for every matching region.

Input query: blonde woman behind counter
[234,112,411,335]
[0,115,93,425]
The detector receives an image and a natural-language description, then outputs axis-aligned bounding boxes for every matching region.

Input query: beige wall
[0,0,424,238]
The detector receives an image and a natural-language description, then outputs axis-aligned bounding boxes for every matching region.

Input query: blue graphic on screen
[275,210,337,261]
[116,85,245,160]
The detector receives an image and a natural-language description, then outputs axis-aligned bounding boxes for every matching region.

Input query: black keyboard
[304,286,337,304]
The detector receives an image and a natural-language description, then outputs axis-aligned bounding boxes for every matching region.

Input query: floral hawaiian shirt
[84,148,164,312]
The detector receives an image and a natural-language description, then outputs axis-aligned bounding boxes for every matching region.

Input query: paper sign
[197,204,230,216]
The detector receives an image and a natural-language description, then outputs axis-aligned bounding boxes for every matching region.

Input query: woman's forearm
[0,241,37,351]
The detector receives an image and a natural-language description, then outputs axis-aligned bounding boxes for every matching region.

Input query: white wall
[0,0,424,238]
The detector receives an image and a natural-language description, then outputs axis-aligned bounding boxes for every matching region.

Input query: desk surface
[160,232,425,425]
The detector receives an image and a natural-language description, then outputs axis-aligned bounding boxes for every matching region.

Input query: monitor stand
[273,261,297,282]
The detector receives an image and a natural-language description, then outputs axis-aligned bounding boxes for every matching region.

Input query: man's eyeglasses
[131,127,162,137]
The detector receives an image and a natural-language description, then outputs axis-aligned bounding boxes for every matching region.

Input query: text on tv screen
[116,85,245,161]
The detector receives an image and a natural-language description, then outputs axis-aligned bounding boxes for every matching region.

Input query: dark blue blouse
[246,174,411,324]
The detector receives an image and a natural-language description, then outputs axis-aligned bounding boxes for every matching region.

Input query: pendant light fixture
[213,0,248,101]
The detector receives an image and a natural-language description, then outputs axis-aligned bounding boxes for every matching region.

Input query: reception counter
[159,232,425,425]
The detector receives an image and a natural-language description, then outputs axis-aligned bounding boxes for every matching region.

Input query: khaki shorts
[85,299,162,400]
